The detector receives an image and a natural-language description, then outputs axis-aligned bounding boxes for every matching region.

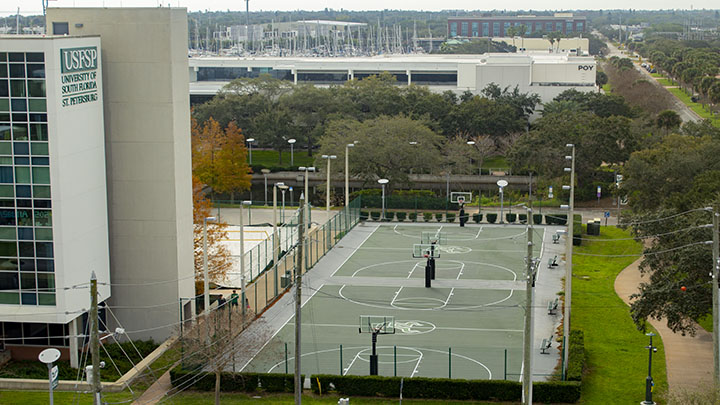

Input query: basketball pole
[294,198,304,405]
[522,207,534,405]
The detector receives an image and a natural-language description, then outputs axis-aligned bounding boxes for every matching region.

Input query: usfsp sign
[577,65,594,71]
[61,47,98,73]
[60,46,99,107]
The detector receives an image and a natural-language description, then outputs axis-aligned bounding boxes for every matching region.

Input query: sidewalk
[614,257,713,392]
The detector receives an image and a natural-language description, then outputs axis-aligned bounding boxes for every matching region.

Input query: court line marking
[299,323,523,333]
[391,224,526,242]
[330,225,379,277]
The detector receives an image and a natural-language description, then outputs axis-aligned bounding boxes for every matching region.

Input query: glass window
[450,22,457,37]
[32,157,49,166]
[0,128,9,141]
[9,64,25,78]
[36,259,53,272]
[15,167,30,183]
[30,124,47,141]
[0,291,19,304]
[0,258,18,270]
[461,22,468,36]
[0,271,18,289]
[33,200,50,208]
[0,158,10,165]
[0,99,8,111]
[30,143,48,155]
[28,100,46,112]
[29,113,46,123]
[48,324,65,346]
[566,22,573,33]
[10,80,25,97]
[14,157,29,165]
[8,53,23,62]
[482,22,489,36]
[0,185,12,197]
[38,293,55,306]
[33,186,50,198]
[493,22,500,36]
[0,167,12,184]
[0,241,16,256]
[23,323,47,346]
[26,53,43,63]
[52,22,69,35]
[556,22,562,31]
[11,99,26,112]
[35,228,52,240]
[32,167,50,184]
[12,124,28,140]
[27,80,45,97]
[546,22,553,31]
[14,142,29,155]
[472,22,479,37]
[0,227,15,239]
[34,210,51,226]
[577,22,584,32]
[19,259,34,271]
[15,199,29,207]
[17,209,32,226]
[0,210,14,226]
[17,228,32,240]
[0,64,6,79]
[0,80,7,97]
[26,65,44,79]
[19,242,34,257]
[35,242,53,258]
[37,273,53,292]
[20,272,35,290]
[0,199,12,207]
[0,143,10,155]
[15,185,30,198]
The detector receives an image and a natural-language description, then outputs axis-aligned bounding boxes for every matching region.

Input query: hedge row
[361,211,570,225]
[359,195,460,211]
[310,374,580,403]
[567,330,586,382]
[169,368,302,393]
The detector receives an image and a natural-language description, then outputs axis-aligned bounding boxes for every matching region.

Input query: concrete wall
[46,8,194,341]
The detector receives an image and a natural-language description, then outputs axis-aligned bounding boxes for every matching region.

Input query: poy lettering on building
[60,46,99,107]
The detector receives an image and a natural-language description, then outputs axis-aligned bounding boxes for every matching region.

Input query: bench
[547,298,559,315]
[552,233,560,244]
[540,335,553,354]
[547,255,558,269]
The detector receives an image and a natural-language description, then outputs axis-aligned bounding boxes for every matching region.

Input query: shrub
[408,212,417,222]
[360,210,369,220]
[370,211,381,221]
[573,214,582,246]
[472,213,482,223]
[423,212,432,222]
[169,368,303,393]
[567,330,586,382]
[384,211,395,222]
[486,213,497,223]
[310,374,580,402]
[435,213,444,222]
[506,213,517,223]
[546,214,567,225]
[532,214,543,225]
[446,213,456,222]
[396,212,407,221]
[518,213,527,223]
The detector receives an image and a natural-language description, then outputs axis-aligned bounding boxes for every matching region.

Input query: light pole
[561,143,575,380]
[321,154,337,214]
[262,168,271,206]
[246,138,255,165]
[467,140,482,214]
[38,348,60,405]
[272,183,285,296]
[409,141,418,175]
[378,179,389,220]
[280,186,287,224]
[288,138,296,166]
[641,332,657,405]
[299,166,315,229]
[203,216,217,316]
[239,200,251,319]
[345,143,355,207]
[497,179,508,224]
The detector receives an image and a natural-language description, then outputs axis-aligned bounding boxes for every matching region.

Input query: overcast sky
[1,0,717,17]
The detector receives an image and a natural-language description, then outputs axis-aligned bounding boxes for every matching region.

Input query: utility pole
[713,210,719,385]
[90,272,101,405]
[562,144,575,380]
[522,208,534,404]
[294,198,305,405]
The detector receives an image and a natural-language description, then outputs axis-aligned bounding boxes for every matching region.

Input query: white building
[189,53,597,103]
[0,35,111,362]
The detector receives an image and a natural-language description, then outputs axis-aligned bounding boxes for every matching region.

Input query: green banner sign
[60,46,98,74]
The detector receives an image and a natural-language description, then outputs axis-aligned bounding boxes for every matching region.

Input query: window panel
[8,53,23,62]
[0,227,15,239]
[0,258,17,270]
[17,209,33,226]
[15,185,30,198]
[29,113,47,123]
[0,167,12,183]
[21,292,37,305]
[32,167,50,184]
[9,64,25,78]
[0,271,18,289]
[27,80,45,97]
[0,209,15,225]
[37,273,53,292]
[10,80,25,97]
[13,142,29,155]
[30,143,48,155]
[15,167,30,183]
[28,99,46,112]
[38,293,55,306]
[19,258,34,271]
[0,199,12,208]
[20,272,36,290]
[26,53,44,63]
[26,65,44,79]
[0,185,12,197]
[12,124,28,140]
[18,241,33,257]
[0,99,8,111]
[0,291,19,304]
[35,228,52,240]
[17,228,32,240]
[11,99,26,112]
[0,128,9,141]
[33,185,50,198]
[0,157,11,165]
[0,64,6,79]
[30,124,48,141]
[3,321,22,344]
[23,323,47,345]
[14,157,29,165]
[35,259,53,272]
[35,242,53,258]
[0,143,10,155]
[31,157,49,166]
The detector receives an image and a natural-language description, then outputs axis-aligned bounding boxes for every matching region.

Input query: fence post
[285,342,288,374]
[340,344,343,375]
[394,345,397,377]
[504,349,507,380]
[448,347,452,379]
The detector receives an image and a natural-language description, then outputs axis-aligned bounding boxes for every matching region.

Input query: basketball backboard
[450,192,472,204]
[359,315,395,334]
[421,232,447,245]
[413,243,441,259]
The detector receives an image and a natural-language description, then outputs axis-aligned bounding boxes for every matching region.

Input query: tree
[317,115,443,188]
[215,121,253,201]
[193,175,232,293]
[655,110,682,135]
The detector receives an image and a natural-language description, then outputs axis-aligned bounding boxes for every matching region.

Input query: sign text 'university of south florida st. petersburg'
[60,47,99,107]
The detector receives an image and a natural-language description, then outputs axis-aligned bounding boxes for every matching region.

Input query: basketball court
[240,219,551,380]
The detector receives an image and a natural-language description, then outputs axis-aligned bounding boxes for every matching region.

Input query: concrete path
[614,257,713,392]
[132,369,172,405]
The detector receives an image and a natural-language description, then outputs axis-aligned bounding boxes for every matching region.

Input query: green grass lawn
[250,149,315,168]
[666,87,720,128]
[650,73,663,78]
[601,83,612,94]
[697,314,712,333]
[656,78,674,87]
[573,227,668,404]
[482,156,509,169]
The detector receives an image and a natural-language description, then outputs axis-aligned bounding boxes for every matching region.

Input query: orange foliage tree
[192,175,232,294]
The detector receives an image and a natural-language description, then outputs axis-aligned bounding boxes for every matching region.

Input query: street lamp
[299,166,315,229]
[246,138,255,165]
[641,332,658,405]
[272,183,285,296]
[467,140,482,214]
[321,155,337,214]
[345,143,354,207]
[288,138,296,166]
[562,143,576,380]
[378,179,389,220]
[261,168,271,206]
[280,186,288,224]
[203,216,217,315]
[497,179,508,224]
[239,200,251,318]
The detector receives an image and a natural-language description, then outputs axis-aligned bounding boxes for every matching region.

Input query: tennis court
[241,223,546,380]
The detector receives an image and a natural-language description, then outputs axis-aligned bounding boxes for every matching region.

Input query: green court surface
[243,224,544,380]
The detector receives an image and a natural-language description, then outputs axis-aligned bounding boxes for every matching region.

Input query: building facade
[448,13,586,38]
[46,8,195,345]
[0,35,111,362]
